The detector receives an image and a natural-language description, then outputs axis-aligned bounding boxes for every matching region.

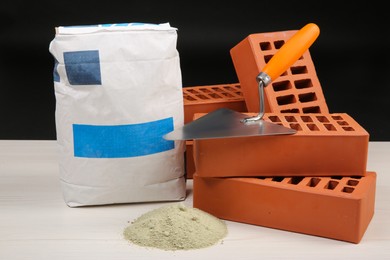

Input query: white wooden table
[1,140,389,260]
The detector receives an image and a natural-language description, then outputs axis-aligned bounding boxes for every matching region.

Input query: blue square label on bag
[73,118,175,158]
[64,50,102,85]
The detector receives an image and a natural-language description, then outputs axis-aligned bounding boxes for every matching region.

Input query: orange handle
[262,23,320,82]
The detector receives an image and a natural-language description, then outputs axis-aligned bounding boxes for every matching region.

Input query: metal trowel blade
[163,108,296,140]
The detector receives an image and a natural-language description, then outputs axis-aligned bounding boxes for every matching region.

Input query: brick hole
[221,92,234,98]
[272,177,284,182]
[272,81,292,92]
[184,96,196,101]
[291,66,308,75]
[289,177,304,185]
[324,180,339,190]
[195,94,209,100]
[342,187,355,193]
[306,123,319,131]
[274,40,285,49]
[280,71,288,76]
[285,116,297,122]
[301,116,313,122]
[223,86,238,92]
[264,55,273,63]
[211,87,223,92]
[260,41,272,50]
[332,115,343,120]
[307,177,321,187]
[294,79,313,89]
[316,116,329,122]
[281,108,299,113]
[236,92,243,96]
[302,106,321,113]
[277,94,296,105]
[337,121,348,126]
[324,124,337,131]
[347,180,359,186]
[351,176,362,179]
[342,127,355,131]
[290,123,302,131]
[299,92,317,103]
[268,116,281,122]
[186,89,199,94]
[207,93,223,99]
[199,88,211,93]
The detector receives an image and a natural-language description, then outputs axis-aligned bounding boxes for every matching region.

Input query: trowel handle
[262,23,320,83]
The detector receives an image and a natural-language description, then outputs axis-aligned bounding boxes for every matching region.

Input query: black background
[1,1,389,140]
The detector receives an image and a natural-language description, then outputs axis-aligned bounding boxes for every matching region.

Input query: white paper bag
[49,23,186,207]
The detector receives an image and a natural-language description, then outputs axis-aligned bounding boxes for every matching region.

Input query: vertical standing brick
[230,30,328,114]
[183,83,247,179]
[193,171,376,243]
[194,112,369,177]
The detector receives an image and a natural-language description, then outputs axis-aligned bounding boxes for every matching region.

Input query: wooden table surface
[1,140,389,260]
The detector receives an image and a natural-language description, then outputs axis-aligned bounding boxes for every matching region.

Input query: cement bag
[49,23,186,207]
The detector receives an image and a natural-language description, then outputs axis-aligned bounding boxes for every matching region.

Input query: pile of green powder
[123,203,228,251]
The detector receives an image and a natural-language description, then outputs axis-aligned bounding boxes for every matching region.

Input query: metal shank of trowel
[241,71,271,123]
[240,23,320,124]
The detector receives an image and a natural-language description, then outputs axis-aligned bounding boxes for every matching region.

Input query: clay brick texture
[185,140,195,179]
[188,28,374,245]
[193,171,376,243]
[183,83,247,179]
[230,30,329,114]
[193,112,369,177]
[183,83,247,124]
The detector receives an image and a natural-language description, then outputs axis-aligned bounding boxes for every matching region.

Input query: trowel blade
[164,108,296,140]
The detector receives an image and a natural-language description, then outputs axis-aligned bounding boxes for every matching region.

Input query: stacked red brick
[183,29,376,243]
[183,83,247,178]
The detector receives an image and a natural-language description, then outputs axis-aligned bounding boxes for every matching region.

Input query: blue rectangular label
[73,118,174,158]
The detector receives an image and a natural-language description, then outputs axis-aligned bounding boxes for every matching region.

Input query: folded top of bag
[55,22,176,35]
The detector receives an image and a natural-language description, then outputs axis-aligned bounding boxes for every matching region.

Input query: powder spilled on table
[123,203,227,251]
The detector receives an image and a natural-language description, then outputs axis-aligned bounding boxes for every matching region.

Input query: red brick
[194,112,369,177]
[183,83,247,124]
[185,140,195,179]
[183,83,247,179]
[193,171,376,243]
[230,30,328,114]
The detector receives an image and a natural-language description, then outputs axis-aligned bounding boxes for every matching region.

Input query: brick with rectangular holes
[193,172,376,243]
[183,83,247,179]
[193,113,369,177]
[230,30,328,114]
[183,83,247,124]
